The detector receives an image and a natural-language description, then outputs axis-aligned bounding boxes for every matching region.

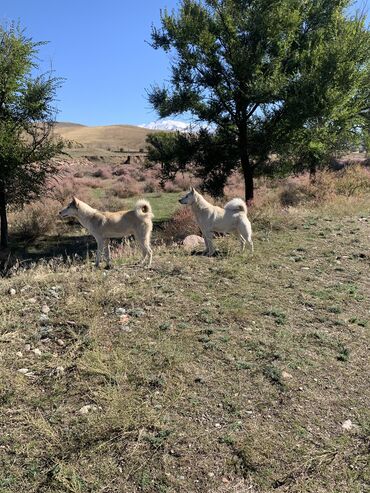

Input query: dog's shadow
[190,250,223,257]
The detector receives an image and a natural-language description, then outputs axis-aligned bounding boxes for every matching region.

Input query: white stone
[342,419,354,431]
[9,288,16,296]
[32,348,42,356]
[41,304,50,314]
[282,371,293,380]
[79,404,99,415]
[182,235,205,251]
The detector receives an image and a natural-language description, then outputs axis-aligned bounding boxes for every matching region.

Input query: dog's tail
[224,198,248,214]
[135,199,153,218]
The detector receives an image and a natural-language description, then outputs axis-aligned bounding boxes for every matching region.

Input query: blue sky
[1,0,368,126]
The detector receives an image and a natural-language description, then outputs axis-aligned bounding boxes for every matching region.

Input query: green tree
[148,0,369,202]
[146,127,239,197]
[270,9,370,178]
[0,23,63,248]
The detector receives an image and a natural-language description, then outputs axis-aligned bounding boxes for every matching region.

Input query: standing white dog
[59,197,153,267]
[179,188,253,256]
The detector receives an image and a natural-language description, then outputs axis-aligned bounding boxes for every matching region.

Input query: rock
[9,288,16,296]
[79,404,99,415]
[41,304,50,314]
[119,314,130,325]
[56,339,65,347]
[55,366,65,376]
[342,419,354,431]
[32,348,42,356]
[128,308,145,318]
[116,307,126,316]
[17,368,30,374]
[182,235,205,251]
[28,298,37,304]
[120,326,132,333]
[282,371,293,380]
[16,351,23,358]
[214,423,221,428]
[24,344,31,351]
[39,314,49,324]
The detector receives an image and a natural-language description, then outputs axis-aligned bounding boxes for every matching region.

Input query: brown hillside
[54,122,158,153]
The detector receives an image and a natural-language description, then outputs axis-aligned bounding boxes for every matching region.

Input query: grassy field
[0,191,369,492]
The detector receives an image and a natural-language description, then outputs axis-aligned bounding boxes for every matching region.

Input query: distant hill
[53,122,159,154]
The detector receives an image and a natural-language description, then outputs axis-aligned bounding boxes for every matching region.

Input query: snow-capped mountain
[139,119,193,132]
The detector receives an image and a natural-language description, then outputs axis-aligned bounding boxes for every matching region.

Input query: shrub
[112,166,126,177]
[160,206,200,243]
[10,200,62,240]
[109,181,141,199]
[335,165,370,196]
[173,173,195,191]
[144,180,161,193]
[91,167,111,179]
[49,177,79,204]
[279,181,316,207]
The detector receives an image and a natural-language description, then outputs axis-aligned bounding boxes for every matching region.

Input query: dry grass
[1,182,369,492]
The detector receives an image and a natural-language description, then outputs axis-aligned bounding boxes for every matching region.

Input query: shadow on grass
[1,222,168,275]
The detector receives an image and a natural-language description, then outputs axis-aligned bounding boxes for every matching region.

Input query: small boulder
[182,235,205,251]
[281,371,293,380]
[41,304,50,314]
[342,419,356,431]
[9,288,16,296]
[79,404,99,415]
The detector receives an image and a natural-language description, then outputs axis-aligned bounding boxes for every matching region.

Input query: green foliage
[148,0,370,198]
[146,126,239,196]
[0,23,63,247]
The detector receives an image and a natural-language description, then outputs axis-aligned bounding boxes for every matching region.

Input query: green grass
[0,195,369,492]
[121,191,181,223]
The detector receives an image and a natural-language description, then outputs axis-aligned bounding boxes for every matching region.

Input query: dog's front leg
[200,230,210,255]
[103,239,111,268]
[204,232,215,256]
[95,237,104,267]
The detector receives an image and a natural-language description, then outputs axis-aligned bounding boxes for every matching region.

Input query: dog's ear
[191,187,195,193]
[72,196,78,207]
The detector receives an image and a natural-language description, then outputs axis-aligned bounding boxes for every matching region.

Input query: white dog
[59,197,153,267]
[179,188,253,256]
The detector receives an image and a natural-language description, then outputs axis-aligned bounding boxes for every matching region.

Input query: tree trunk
[241,153,254,205]
[0,183,8,249]
[238,123,254,204]
[309,162,317,183]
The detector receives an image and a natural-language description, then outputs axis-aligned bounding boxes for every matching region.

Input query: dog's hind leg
[138,231,153,268]
[237,219,253,254]
[239,234,247,252]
